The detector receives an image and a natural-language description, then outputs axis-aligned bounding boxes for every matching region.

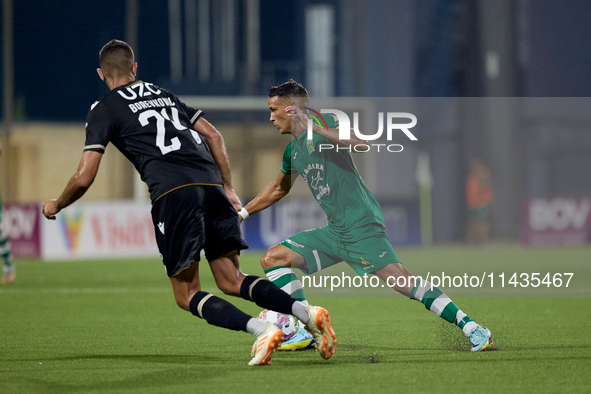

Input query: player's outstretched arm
[242,171,292,220]
[193,117,241,210]
[42,151,102,220]
[308,122,367,147]
[286,105,367,147]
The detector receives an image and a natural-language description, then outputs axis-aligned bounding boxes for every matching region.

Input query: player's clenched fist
[42,199,60,220]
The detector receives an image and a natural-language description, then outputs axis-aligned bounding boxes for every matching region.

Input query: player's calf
[410,278,493,351]
[261,245,309,306]
[378,265,493,351]
[239,275,310,322]
[189,291,252,330]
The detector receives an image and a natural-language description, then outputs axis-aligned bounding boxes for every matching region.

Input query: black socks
[189,291,251,332]
[240,275,297,315]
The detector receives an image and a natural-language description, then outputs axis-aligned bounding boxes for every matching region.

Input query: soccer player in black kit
[42,39,336,365]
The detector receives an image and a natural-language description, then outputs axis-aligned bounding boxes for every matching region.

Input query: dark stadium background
[5,0,591,122]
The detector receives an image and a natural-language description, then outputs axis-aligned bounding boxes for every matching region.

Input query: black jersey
[84,81,222,202]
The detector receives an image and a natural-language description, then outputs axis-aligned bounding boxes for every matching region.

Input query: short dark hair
[268,79,309,106]
[99,39,135,79]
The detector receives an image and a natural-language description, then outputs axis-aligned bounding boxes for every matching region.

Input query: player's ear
[131,63,138,79]
[96,68,105,81]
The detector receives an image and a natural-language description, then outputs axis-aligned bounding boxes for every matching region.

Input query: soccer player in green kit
[239,80,492,352]
[0,142,15,285]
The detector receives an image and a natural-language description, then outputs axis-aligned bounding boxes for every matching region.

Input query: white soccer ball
[257,309,298,341]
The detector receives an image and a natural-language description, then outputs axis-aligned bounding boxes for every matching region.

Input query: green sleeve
[280,142,295,174]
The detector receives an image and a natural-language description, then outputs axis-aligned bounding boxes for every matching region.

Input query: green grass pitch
[1,245,590,393]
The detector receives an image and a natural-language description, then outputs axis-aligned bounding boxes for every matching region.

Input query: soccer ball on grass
[257,309,298,341]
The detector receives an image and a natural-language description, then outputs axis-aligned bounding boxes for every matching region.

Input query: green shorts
[468,206,491,220]
[280,225,401,276]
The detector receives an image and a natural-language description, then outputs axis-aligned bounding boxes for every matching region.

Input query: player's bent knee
[216,277,243,297]
[218,284,239,296]
[174,295,191,311]
[260,246,291,270]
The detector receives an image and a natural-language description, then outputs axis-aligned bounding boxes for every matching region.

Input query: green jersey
[280,113,385,239]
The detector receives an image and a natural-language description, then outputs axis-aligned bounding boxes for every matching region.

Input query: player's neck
[291,123,306,139]
[107,76,136,91]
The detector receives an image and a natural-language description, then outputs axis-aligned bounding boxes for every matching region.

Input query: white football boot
[468,325,493,352]
[304,306,336,360]
[248,322,285,366]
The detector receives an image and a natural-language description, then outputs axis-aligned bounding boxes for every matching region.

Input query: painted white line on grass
[0,286,222,295]
[0,287,171,295]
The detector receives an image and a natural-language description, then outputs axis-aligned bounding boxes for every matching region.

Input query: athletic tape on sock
[197,294,214,319]
[248,278,263,301]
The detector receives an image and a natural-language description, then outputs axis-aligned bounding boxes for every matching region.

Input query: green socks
[264,266,309,306]
[410,278,474,332]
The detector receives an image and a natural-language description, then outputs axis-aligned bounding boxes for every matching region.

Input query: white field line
[0,287,169,295]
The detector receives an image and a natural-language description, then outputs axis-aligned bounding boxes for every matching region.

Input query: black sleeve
[173,95,204,127]
[84,101,113,154]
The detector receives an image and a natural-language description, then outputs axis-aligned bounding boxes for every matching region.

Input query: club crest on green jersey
[307,139,315,154]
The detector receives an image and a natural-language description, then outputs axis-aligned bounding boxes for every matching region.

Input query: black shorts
[151,185,249,277]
